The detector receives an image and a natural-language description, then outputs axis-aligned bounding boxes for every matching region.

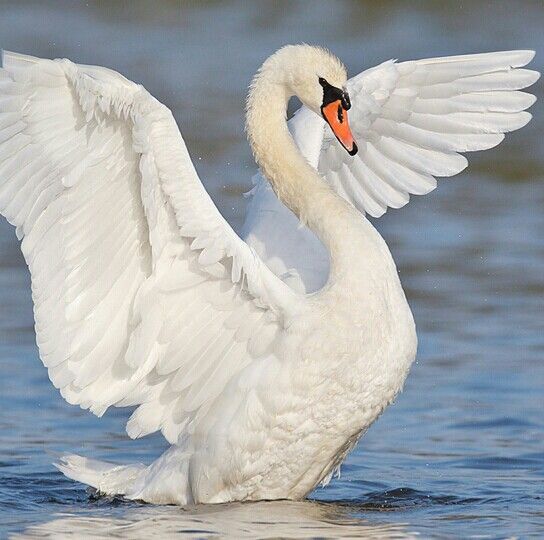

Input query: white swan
[0,46,538,505]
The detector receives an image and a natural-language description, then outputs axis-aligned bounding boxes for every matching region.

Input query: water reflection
[13,499,414,539]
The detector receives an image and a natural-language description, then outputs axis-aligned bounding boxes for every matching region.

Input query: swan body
[0,45,538,504]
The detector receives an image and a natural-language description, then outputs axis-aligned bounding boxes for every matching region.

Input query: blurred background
[0,1,542,538]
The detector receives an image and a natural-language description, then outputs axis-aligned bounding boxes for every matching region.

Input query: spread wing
[0,51,298,443]
[292,50,539,217]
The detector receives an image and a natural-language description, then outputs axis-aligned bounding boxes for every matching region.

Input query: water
[0,1,543,538]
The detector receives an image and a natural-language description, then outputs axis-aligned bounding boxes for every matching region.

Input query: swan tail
[54,446,193,505]
[55,454,146,497]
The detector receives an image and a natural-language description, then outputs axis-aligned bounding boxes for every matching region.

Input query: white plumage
[245,49,539,293]
[0,46,538,504]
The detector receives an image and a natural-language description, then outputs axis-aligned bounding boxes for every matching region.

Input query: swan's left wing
[293,50,540,217]
[0,51,299,444]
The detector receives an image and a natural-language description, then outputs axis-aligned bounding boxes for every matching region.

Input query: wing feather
[0,51,298,444]
[301,51,540,217]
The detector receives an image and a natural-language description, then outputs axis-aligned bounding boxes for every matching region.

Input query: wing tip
[496,49,536,67]
[518,49,536,65]
[518,110,533,130]
[524,92,538,109]
[1,49,40,69]
[527,68,541,85]
[459,154,469,172]
[414,49,537,69]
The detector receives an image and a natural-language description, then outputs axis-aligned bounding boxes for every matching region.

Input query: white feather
[0,46,537,506]
[0,50,297,446]
[311,51,539,216]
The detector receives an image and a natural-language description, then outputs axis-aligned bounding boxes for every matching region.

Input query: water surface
[0,1,543,538]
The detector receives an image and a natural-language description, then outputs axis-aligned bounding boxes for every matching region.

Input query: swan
[0,45,538,505]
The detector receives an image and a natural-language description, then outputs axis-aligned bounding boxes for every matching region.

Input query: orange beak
[321,99,358,156]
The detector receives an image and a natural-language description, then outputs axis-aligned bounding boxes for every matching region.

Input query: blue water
[0,1,543,538]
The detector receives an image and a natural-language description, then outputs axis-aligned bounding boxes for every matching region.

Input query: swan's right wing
[0,52,298,444]
[292,50,539,217]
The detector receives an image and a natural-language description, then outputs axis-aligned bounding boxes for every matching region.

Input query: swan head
[256,44,357,155]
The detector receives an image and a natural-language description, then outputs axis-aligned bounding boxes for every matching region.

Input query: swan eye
[319,77,347,110]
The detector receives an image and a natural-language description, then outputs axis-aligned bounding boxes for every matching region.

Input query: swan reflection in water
[13,499,415,539]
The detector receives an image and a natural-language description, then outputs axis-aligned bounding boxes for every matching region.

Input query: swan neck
[246,70,352,256]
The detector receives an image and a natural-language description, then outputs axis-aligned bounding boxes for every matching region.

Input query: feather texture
[309,51,539,216]
[0,50,298,443]
[0,46,538,505]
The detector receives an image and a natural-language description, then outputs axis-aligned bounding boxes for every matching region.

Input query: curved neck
[246,69,359,269]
